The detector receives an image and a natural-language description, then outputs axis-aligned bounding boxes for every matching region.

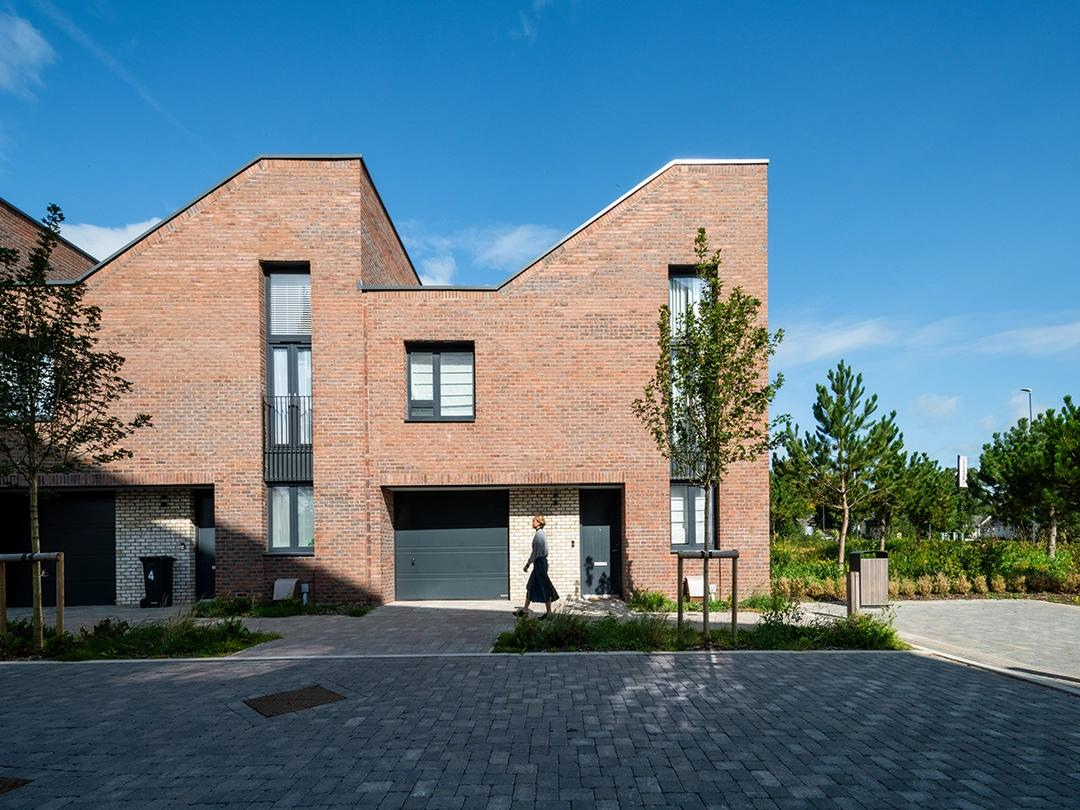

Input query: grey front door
[579,488,621,596]
[394,490,509,600]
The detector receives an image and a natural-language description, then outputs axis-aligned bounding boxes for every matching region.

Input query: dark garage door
[394,490,509,600]
[1,491,116,606]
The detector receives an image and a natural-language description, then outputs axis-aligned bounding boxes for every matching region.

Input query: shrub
[0,617,277,661]
[628,589,675,613]
[1008,575,1027,594]
[773,577,792,598]
[789,578,807,599]
[814,612,905,651]
[933,572,951,596]
[955,574,972,595]
[900,578,917,599]
[972,575,989,594]
[990,575,1007,594]
[888,580,900,599]
[916,576,934,597]
[1065,574,1080,594]
[821,577,838,600]
[805,579,824,599]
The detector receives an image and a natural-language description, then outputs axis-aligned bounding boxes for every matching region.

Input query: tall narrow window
[264,268,312,449]
[670,484,712,549]
[406,343,475,421]
[263,266,313,549]
[268,485,314,553]
[669,268,704,335]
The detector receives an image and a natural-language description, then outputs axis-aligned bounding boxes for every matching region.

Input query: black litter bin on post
[139,556,175,608]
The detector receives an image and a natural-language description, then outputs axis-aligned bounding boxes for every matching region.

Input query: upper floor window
[669,266,704,336]
[266,268,311,338]
[407,342,474,421]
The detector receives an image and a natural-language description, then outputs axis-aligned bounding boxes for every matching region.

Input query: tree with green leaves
[902,452,960,540]
[633,227,784,560]
[975,401,1078,557]
[0,205,151,649]
[769,463,813,537]
[781,361,904,565]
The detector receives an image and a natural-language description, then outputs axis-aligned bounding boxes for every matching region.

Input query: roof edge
[56,154,386,285]
[495,158,767,290]
[1,195,99,266]
[360,157,769,292]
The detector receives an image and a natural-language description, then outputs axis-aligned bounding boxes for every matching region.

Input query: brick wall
[70,157,769,604]
[0,197,96,282]
[509,488,580,605]
[115,488,196,605]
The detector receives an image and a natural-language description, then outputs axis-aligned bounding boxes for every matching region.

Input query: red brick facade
[1,197,96,281]
[18,156,770,603]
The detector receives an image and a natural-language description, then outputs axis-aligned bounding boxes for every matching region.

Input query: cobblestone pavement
[806,599,1080,685]
[236,602,516,657]
[1,652,1078,808]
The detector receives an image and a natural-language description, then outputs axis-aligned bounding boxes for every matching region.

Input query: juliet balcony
[263,395,313,482]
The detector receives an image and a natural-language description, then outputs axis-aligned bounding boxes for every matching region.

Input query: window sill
[264,550,315,557]
[405,417,475,423]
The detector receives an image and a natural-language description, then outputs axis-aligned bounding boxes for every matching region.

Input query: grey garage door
[1,491,117,606]
[394,490,509,600]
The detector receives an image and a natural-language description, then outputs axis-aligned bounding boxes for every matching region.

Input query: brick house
[1,155,770,607]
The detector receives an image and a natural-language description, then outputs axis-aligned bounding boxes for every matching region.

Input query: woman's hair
[533,514,546,528]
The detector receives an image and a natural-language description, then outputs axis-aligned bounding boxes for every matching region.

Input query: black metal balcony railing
[263,395,312,482]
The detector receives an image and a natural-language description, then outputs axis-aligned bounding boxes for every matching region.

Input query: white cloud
[979,415,997,433]
[774,318,897,367]
[914,393,959,418]
[418,255,457,286]
[62,218,162,260]
[0,13,54,98]
[978,320,1080,356]
[403,222,563,286]
[473,224,562,269]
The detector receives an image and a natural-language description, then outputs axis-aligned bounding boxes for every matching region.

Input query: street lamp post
[1020,387,1035,541]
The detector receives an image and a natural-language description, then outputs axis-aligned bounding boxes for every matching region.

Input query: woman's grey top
[527,529,548,565]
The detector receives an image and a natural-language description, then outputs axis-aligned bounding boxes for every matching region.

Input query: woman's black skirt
[526,556,560,603]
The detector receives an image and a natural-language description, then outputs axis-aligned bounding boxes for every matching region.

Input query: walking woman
[516,515,559,618]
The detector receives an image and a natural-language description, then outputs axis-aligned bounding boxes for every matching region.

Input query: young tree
[902,453,959,540]
[769,463,813,538]
[976,402,1078,557]
[0,205,151,649]
[781,361,903,565]
[633,228,784,565]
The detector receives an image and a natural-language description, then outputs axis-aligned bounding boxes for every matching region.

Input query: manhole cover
[0,778,30,795]
[244,685,345,718]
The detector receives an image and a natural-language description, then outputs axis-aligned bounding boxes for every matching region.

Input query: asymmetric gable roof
[50,155,419,286]
[358,158,770,292]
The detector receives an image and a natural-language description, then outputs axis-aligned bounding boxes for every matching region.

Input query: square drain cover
[245,685,345,718]
[0,778,30,795]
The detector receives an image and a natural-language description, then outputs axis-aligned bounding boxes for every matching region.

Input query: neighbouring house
[1,155,770,607]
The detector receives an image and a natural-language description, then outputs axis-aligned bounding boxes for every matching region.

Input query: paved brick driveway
[807,599,1080,687]
[1,652,1078,808]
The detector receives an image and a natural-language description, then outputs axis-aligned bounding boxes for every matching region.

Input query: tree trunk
[1048,506,1057,559]
[702,483,712,645]
[30,476,43,651]
[878,518,886,553]
[837,490,849,566]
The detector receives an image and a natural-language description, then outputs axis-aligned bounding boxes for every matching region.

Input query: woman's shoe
[513,608,527,617]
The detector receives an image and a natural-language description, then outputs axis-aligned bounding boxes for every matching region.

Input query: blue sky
[1,1,1077,467]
